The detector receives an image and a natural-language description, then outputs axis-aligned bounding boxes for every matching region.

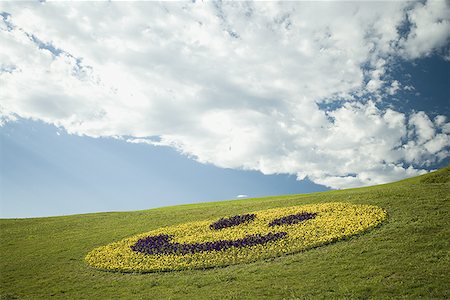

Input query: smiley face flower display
[85,202,387,272]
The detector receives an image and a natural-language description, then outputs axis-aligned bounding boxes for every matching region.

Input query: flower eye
[209,213,256,230]
[268,212,317,227]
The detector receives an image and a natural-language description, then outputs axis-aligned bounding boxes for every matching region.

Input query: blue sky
[1,119,328,218]
[0,1,449,218]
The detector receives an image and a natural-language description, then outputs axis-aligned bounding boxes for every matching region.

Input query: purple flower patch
[268,212,317,227]
[131,232,287,255]
[209,213,256,230]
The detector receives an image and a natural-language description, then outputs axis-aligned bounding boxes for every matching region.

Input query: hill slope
[1,166,449,299]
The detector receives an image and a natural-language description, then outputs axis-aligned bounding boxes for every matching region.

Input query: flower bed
[85,202,387,273]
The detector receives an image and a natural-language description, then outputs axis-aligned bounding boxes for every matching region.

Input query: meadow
[1,166,449,299]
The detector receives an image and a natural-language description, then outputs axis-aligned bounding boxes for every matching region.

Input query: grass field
[1,166,449,299]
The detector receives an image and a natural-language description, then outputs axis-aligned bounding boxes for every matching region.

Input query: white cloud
[387,80,401,95]
[0,1,449,189]
[409,111,436,144]
[442,123,450,134]
[236,195,248,199]
[400,0,450,58]
[434,115,447,126]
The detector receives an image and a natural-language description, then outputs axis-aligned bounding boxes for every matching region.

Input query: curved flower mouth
[132,212,318,255]
[131,232,287,255]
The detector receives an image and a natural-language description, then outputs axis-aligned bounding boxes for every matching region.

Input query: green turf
[1,166,449,299]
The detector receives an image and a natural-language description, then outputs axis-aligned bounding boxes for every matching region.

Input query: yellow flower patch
[85,202,386,273]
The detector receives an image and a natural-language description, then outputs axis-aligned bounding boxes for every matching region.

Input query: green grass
[1,166,449,299]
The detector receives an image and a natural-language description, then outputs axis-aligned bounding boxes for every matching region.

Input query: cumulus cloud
[387,80,401,96]
[0,1,449,189]
[399,0,450,58]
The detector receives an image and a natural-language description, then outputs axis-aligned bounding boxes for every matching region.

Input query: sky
[0,1,449,218]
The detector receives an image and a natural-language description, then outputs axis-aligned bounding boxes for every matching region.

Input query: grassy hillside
[1,166,449,299]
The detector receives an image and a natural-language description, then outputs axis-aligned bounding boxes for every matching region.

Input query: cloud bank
[1,1,449,188]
